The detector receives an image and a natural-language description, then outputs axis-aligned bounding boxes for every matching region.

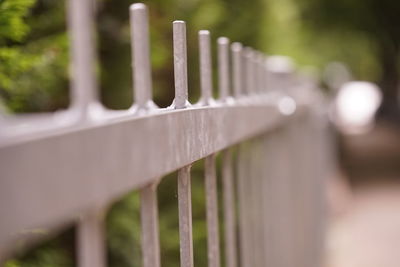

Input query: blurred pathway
[326,181,400,267]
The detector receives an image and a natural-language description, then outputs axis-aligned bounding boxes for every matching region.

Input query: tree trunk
[377,43,400,121]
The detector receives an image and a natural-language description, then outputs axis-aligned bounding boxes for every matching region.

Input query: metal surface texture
[221,149,237,267]
[77,209,106,267]
[205,155,221,267]
[231,42,243,98]
[217,37,230,101]
[178,166,194,267]
[173,20,189,109]
[199,30,214,104]
[130,3,154,110]
[68,0,98,119]
[140,183,161,267]
[0,101,288,250]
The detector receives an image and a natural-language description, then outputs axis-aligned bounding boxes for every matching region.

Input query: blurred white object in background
[278,96,296,115]
[333,81,382,135]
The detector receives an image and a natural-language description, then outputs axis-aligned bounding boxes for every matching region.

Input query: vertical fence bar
[256,52,265,94]
[70,0,103,264]
[199,32,221,267]
[290,118,307,267]
[231,43,243,98]
[252,51,259,98]
[277,126,297,267]
[236,144,251,267]
[244,47,255,95]
[205,155,221,267]
[140,183,161,267]
[250,51,258,96]
[245,141,255,267]
[261,53,268,93]
[255,52,262,94]
[261,133,277,267]
[246,145,255,267]
[178,166,194,267]
[217,37,230,101]
[253,52,260,95]
[260,134,271,266]
[264,57,270,92]
[254,139,266,267]
[199,30,213,104]
[248,140,262,267]
[271,135,280,267]
[222,149,237,267]
[68,0,97,118]
[130,3,153,109]
[77,210,105,267]
[280,125,297,267]
[131,5,160,266]
[274,130,285,267]
[173,21,189,109]
[312,111,329,267]
[173,19,194,267]
[299,113,319,267]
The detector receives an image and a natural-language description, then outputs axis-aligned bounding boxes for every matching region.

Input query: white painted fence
[0,1,331,267]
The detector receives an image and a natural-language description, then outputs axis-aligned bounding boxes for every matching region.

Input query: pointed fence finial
[68,0,98,120]
[265,56,296,91]
[218,37,230,101]
[173,21,189,109]
[130,3,154,110]
[255,51,265,94]
[198,30,213,105]
[243,47,255,96]
[231,42,243,98]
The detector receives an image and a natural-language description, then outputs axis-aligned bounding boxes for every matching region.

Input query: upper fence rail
[0,0,322,263]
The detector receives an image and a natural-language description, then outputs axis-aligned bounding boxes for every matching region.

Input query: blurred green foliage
[2,0,398,113]
[106,191,142,267]
[1,0,399,112]
[0,0,69,113]
[4,228,75,267]
[0,0,35,42]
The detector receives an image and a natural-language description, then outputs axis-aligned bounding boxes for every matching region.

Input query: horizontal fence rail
[0,1,331,267]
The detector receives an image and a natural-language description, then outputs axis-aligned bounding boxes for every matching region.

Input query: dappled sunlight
[333,82,382,135]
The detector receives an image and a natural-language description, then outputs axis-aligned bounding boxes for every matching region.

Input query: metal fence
[0,1,331,267]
